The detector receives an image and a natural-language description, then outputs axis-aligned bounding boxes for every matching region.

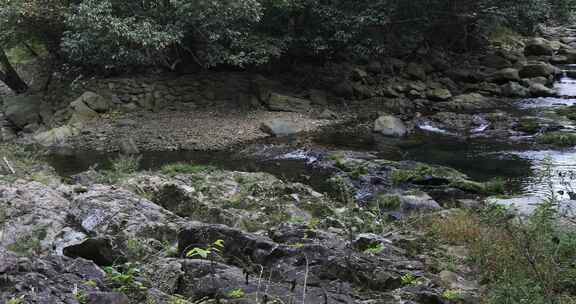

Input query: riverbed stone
[529,83,556,97]
[69,98,99,125]
[3,94,43,129]
[34,125,79,147]
[374,115,408,137]
[501,82,529,97]
[260,119,302,137]
[266,93,311,112]
[78,91,110,113]
[520,62,556,78]
[426,88,452,101]
[491,68,520,83]
[0,181,72,255]
[524,38,554,56]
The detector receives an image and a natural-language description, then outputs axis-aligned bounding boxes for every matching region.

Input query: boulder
[529,83,556,97]
[0,182,73,255]
[524,38,554,56]
[34,125,79,147]
[260,119,302,137]
[69,98,99,125]
[398,191,442,214]
[406,63,426,80]
[0,248,123,303]
[520,62,556,78]
[452,93,488,104]
[374,115,408,137]
[491,68,520,83]
[426,88,452,101]
[77,91,110,113]
[64,185,184,264]
[501,82,529,97]
[551,55,569,64]
[3,94,43,129]
[266,93,311,113]
[482,53,511,69]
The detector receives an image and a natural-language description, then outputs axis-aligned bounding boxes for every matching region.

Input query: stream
[46,69,576,205]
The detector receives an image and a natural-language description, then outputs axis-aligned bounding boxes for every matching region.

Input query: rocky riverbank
[0,148,487,304]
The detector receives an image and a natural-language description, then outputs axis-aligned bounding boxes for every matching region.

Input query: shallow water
[46,73,576,201]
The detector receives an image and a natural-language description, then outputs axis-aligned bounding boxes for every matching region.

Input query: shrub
[422,203,576,303]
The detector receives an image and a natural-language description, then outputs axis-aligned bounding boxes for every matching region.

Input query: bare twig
[3,157,15,174]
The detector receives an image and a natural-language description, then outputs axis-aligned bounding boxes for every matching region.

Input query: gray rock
[551,55,569,64]
[491,68,520,83]
[482,53,511,69]
[406,62,426,80]
[0,248,112,303]
[524,38,554,56]
[452,93,488,104]
[318,109,339,120]
[79,92,110,113]
[529,83,556,97]
[266,93,311,113]
[0,182,73,255]
[352,68,368,81]
[501,82,529,97]
[426,88,452,101]
[69,98,99,125]
[261,119,301,137]
[3,94,42,129]
[374,115,408,137]
[34,125,79,147]
[65,185,183,262]
[520,62,556,78]
[398,191,442,214]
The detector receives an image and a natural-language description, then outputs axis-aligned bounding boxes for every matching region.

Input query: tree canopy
[0,0,575,88]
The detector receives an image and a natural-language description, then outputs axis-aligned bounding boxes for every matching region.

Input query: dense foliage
[1,0,576,74]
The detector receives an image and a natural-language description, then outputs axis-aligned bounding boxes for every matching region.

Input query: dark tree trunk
[0,48,29,94]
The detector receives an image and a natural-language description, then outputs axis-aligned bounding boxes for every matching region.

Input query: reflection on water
[508,150,576,200]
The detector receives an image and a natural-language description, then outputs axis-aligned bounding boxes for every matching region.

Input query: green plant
[104,263,147,292]
[83,280,98,288]
[400,273,422,286]
[7,296,24,304]
[161,162,216,176]
[186,239,225,259]
[99,155,141,183]
[125,238,148,261]
[374,195,401,210]
[226,288,246,299]
[74,290,88,304]
[442,289,462,301]
[363,243,385,256]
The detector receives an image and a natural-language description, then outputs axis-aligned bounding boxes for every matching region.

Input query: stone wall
[63,72,264,112]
